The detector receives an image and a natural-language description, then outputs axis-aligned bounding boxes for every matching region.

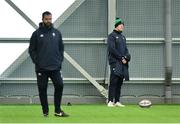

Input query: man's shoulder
[52,28,61,35]
[33,28,40,34]
[108,31,118,39]
[120,33,126,40]
[30,29,39,37]
[52,27,60,32]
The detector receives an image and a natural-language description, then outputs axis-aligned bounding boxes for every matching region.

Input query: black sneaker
[43,113,48,117]
[54,111,69,117]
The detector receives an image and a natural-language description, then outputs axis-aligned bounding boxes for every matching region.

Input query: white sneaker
[115,102,125,107]
[107,101,115,107]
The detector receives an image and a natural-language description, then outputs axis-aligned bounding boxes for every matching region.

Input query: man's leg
[49,71,64,113]
[108,72,119,102]
[36,71,49,115]
[115,77,123,103]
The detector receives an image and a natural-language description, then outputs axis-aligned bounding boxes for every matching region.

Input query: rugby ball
[138,99,152,108]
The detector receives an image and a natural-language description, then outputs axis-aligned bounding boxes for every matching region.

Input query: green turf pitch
[0,104,180,123]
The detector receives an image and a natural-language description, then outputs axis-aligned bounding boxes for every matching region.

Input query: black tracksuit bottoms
[36,70,63,114]
[108,70,123,103]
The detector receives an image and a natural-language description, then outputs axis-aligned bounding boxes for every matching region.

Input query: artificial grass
[0,104,180,123]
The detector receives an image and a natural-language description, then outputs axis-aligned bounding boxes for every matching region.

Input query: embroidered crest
[40,34,44,37]
[52,32,56,37]
[38,73,42,76]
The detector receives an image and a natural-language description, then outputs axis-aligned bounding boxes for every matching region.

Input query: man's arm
[107,35,122,60]
[58,32,64,63]
[124,38,131,62]
[28,31,37,64]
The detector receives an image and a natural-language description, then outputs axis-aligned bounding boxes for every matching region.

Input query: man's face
[42,14,52,27]
[117,24,124,31]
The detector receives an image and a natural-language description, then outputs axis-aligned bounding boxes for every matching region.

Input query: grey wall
[0,0,180,104]
[117,0,164,38]
[60,0,108,38]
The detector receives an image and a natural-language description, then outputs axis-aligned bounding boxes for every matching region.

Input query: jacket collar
[39,22,53,31]
[113,29,122,34]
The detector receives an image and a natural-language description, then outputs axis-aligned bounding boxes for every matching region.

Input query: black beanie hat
[115,17,124,28]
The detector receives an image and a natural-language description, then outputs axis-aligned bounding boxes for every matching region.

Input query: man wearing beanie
[107,17,131,107]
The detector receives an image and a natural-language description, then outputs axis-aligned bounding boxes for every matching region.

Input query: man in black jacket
[107,17,131,107]
[29,11,68,117]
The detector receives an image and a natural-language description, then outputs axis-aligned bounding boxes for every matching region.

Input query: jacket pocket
[111,62,123,77]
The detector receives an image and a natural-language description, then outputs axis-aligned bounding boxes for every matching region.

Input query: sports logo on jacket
[40,34,44,37]
[52,32,56,37]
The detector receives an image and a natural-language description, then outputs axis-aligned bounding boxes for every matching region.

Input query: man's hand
[122,59,127,64]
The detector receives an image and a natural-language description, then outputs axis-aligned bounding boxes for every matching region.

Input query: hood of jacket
[39,22,53,32]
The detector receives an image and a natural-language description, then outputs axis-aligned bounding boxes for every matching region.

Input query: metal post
[108,0,116,34]
[105,0,116,84]
[164,0,172,104]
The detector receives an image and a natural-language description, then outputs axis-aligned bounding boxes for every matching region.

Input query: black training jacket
[29,23,64,71]
[107,30,131,80]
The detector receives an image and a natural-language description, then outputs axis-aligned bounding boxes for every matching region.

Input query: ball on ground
[138,99,152,108]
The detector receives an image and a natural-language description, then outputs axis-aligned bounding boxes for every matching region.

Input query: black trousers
[108,71,123,103]
[36,70,63,114]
